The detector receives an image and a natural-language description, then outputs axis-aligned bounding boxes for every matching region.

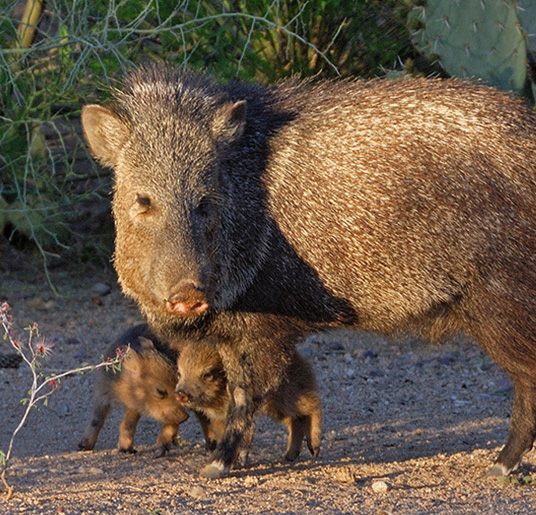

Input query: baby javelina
[175,339,321,465]
[79,324,188,458]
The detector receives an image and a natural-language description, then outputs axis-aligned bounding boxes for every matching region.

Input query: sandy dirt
[1,264,536,514]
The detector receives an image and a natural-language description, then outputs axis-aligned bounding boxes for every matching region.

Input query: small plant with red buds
[0,302,123,501]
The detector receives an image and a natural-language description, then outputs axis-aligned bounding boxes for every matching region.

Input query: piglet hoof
[153,445,170,459]
[205,439,217,452]
[77,440,94,452]
[307,444,320,458]
[485,463,511,477]
[199,461,229,479]
[284,449,300,462]
[118,447,137,454]
[234,449,250,468]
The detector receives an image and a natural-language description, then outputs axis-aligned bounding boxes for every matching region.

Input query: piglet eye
[201,371,213,381]
[156,388,168,398]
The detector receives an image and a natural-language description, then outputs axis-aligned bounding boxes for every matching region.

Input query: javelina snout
[174,389,191,404]
[166,280,209,316]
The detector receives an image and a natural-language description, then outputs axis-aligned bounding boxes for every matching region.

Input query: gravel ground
[2,264,536,514]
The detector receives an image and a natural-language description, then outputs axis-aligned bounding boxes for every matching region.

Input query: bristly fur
[174,338,321,463]
[78,324,188,457]
[82,63,536,477]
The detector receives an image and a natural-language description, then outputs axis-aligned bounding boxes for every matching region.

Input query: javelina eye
[194,197,212,219]
[156,387,168,398]
[136,194,152,212]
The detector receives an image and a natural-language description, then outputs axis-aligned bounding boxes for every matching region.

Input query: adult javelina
[82,64,536,478]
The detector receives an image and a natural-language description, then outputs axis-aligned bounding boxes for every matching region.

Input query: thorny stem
[0,302,123,501]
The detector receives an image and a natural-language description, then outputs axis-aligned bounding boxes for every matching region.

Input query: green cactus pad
[515,0,536,54]
[409,0,527,93]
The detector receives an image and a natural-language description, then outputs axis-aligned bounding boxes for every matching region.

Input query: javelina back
[79,324,188,458]
[82,65,536,478]
[174,338,321,464]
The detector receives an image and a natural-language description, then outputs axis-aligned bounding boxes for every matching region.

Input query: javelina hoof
[153,445,170,459]
[485,463,510,477]
[199,461,228,479]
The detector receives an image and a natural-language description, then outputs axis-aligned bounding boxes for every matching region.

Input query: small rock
[243,476,259,487]
[437,351,459,365]
[329,341,344,351]
[189,486,205,499]
[72,466,103,475]
[360,349,378,361]
[371,480,390,493]
[369,369,385,378]
[332,467,356,484]
[92,282,111,296]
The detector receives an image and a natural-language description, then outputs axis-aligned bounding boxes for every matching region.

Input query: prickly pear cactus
[408,0,527,93]
[515,0,536,53]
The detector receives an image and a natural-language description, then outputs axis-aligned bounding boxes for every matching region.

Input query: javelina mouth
[165,282,210,317]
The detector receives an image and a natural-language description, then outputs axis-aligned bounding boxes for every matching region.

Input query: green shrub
[0,0,412,267]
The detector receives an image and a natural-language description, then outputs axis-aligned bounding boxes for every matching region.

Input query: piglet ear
[122,347,141,376]
[81,105,130,168]
[211,100,246,145]
[139,337,155,351]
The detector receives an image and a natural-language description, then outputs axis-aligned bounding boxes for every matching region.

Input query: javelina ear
[211,100,246,145]
[81,105,130,168]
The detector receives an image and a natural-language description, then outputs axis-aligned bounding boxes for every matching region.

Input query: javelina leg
[306,409,322,458]
[118,408,141,453]
[200,385,259,478]
[153,423,179,458]
[488,380,536,476]
[78,398,111,451]
[194,411,225,451]
[236,418,257,468]
[283,416,306,462]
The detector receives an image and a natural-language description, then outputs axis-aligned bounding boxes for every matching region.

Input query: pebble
[91,283,111,296]
[243,476,259,487]
[360,350,378,361]
[189,486,205,499]
[332,467,356,484]
[371,480,390,493]
[71,466,104,475]
[329,341,344,351]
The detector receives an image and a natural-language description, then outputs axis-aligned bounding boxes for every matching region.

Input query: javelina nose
[175,389,190,404]
[165,281,209,316]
